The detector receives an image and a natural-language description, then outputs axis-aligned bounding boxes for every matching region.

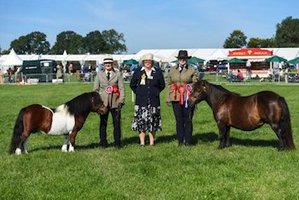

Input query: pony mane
[64,92,94,115]
[209,82,240,96]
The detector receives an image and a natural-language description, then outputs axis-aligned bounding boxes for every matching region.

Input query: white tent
[1,49,23,71]
[2,48,23,66]
[1,48,299,67]
[207,49,228,61]
[136,49,177,62]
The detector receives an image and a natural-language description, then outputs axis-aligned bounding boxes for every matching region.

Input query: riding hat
[176,50,191,59]
[103,56,114,64]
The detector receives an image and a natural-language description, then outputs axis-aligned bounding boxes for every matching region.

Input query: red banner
[228,48,273,57]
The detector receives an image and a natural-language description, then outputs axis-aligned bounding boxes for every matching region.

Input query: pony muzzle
[98,106,108,115]
[187,97,196,108]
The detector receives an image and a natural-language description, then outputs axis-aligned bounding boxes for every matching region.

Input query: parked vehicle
[21,59,57,82]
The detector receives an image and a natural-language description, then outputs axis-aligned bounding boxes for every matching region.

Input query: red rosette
[179,85,186,105]
[171,84,177,100]
[105,86,113,94]
[112,85,120,97]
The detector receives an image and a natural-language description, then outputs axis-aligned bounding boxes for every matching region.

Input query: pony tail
[9,108,25,154]
[279,97,295,150]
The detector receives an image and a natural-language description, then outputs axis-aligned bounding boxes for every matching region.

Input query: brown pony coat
[188,80,295,150]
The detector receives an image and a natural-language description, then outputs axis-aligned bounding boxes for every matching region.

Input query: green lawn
[0,82,299,199]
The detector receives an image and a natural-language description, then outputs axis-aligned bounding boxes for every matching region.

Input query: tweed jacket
[130,66,165,107]
[166,65,199,102]
[93,69,125,109]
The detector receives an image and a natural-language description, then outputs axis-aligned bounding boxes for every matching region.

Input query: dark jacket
[130,66,165,107]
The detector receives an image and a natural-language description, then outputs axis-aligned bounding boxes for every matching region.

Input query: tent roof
[207,49,228,60]
[1,49,23,66]
[270,48,299,60]
[1,48,299,64]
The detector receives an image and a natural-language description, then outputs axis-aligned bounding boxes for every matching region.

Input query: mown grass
[0,82,299,199]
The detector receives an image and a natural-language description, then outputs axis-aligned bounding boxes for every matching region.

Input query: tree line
[1,29,127,55]
[1,16,299,55]
[223,16,299,48]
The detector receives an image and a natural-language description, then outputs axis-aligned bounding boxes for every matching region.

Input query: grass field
[0,82,299,199]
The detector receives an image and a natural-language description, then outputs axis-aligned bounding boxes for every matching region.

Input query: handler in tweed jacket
[93,56,125,148]
[166,50,199,146]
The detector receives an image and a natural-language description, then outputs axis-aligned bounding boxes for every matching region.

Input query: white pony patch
[48,104,75,135]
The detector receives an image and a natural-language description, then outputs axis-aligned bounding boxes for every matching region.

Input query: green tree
[247,37,276,48]
[223,30,247,48]
[1,49,10,55]
[101,29,127,53]
[51,31,84,54]
[10,31,50,54]
[10,35,29,54]
[275,16,299,47]
[83,31,107,54]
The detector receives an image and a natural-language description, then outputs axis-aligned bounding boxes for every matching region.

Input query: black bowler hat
[176,50,191,59]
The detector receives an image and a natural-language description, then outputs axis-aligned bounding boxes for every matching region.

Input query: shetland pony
[9,92,107,155]
[188,80,295,150]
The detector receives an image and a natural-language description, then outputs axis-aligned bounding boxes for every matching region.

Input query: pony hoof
[278,147,285,151]
[15,148,22,155]
[218,145,226,149]
[61,145,68,152]
[68,147,75,152]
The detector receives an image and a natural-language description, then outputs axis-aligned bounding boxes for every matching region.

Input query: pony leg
[270,123,284,150]
[271,123,291,150]
[15,136,24,155]
[68,131,78,152]
[225,126,231,147]
[68,143,75,152]
[61,135,69,152]
[23,140,28,154]
[15,134,29,155]
[218,123,229,149]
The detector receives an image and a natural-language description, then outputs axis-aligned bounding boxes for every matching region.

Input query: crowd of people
[92,50,199,148]
[0,67,14,84]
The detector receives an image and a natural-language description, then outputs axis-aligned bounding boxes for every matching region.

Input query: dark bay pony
[9,92,107,155]
[188,80,295,150]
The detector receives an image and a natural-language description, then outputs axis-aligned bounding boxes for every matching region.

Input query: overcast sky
[0,0,299,53]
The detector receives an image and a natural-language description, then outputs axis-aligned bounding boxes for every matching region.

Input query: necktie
[107,72,110,80]
[179,66,183,72]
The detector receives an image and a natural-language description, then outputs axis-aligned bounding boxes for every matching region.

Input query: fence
[1,71,299,84]
[1,72,97,84]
